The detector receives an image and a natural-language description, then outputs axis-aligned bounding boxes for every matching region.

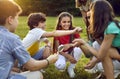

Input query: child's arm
[41,38,50,45]
[12,60,21,73]
[53,40,59,53]
[58,44,77,64]
[42,27,82,37]
[60,42,79,52]
[60,51,77,64]
[23,53,59,71]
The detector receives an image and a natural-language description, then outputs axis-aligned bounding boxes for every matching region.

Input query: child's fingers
[56,51,59,55]
[77,28,83,32]
[72,39,78,43]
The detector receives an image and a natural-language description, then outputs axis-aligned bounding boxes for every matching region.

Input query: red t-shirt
[55,33,80,44]
[55,34,80,53]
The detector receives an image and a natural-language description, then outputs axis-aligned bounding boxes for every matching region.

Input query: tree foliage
[107,0,120,16]
[14,0,120,16]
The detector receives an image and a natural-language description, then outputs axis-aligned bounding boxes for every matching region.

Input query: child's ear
[7,16,14,25]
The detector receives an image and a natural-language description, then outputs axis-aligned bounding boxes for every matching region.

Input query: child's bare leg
[43,46,51,59]
[102,55,114,79]
[102,48,120,79]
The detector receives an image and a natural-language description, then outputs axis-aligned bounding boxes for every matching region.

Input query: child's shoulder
[31,28,43,32]
[30,28,45,34]
[4,32,20,41]
[108,21,120,28]
[105,21,120,33]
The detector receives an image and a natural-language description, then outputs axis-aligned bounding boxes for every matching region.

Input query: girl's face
[60,16,71,30]
[87,11,90,22]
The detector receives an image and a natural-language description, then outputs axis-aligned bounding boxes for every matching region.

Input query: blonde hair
[76,0,81,8]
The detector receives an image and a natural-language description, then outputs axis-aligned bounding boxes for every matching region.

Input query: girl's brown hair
[89,0,118,39]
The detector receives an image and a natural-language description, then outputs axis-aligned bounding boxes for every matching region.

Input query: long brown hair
[53,12,74,53]
[89,0,119,39]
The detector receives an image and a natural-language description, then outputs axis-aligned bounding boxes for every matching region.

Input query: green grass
[15,16,120,79]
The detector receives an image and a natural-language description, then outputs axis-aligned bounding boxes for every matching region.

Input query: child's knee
[74,47,82,54]
[43,47,51,59]
[34,71,43,79]
[92,41,100,50]
[44,46,51,53]
[33,71,43,79]
[20,71,43,79]
[38,71,43,79]
[73,47,82,61]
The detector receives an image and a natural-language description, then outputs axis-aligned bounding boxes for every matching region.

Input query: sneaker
[55,63,66,72]
[58,45,64,53]
[67,67,75,78]
[95,70,120,79]
[40,69,46,73]
[95,73,106,79]
[114,70,120,79]
[85,65,98,74]
[57,66,66,72]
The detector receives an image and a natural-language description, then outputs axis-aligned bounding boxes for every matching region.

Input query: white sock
[69,64,75,69]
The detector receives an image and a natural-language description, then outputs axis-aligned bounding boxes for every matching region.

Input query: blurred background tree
[107,0,120,16]
[14,0,120,16]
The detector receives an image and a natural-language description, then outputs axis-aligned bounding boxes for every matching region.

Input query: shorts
[32,47,45,60]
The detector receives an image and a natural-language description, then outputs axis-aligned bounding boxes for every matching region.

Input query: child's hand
[46,53,58,64]
[42,38,49,44]
[67,55,77,64]
[74,27,83,33]
[63,44,73,51]
[72,39,86,46]
[57,45,64,54]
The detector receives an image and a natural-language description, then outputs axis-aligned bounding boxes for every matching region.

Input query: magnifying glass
[58,45,64,53]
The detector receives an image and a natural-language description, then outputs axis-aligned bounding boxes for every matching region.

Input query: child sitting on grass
[0,0,58,79]
[53,12,83,78]
[22,12,82,60]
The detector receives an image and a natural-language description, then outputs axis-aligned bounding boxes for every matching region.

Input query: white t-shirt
[22,28,46,56]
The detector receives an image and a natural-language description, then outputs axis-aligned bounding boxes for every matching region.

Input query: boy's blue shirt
[0,26,31,79]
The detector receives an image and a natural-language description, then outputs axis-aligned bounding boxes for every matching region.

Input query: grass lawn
[15,16,120,79]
